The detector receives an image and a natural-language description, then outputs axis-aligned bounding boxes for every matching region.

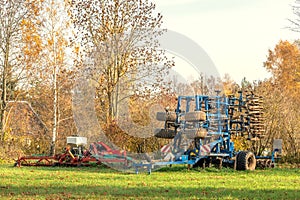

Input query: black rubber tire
[193,158,205,168]
[236,151,256,171]
[154,129,176,139]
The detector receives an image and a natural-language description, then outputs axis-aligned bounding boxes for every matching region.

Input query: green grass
[0,164,299,199]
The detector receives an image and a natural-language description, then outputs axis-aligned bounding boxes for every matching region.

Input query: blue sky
[155,0,299,83]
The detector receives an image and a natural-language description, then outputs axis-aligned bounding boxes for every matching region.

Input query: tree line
[0,0,299,162]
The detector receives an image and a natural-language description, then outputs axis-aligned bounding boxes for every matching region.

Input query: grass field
[0,164,299,200]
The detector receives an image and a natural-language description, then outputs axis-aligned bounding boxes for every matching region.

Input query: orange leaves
[265,40,300,71]
[21,0,73,71]
[21,17,43,68]
[264,40,300,94]
[25,0,43,16]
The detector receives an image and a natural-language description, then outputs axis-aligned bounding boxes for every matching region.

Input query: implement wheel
[237,151,256,171]
[154,129,176,139]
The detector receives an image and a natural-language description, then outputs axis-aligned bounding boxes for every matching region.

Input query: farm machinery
[15,91,280,174]
[15,136,132,168]
[133,91,281,173]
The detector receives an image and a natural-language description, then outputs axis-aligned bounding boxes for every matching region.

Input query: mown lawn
[0,164,299,199]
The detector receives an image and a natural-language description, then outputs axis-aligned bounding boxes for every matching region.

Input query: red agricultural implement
[15,136,132,168]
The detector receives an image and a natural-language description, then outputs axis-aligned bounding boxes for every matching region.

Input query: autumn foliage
[0,0,299,163]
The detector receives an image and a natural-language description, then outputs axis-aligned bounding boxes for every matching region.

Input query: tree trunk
[107,88,113,124]
[50,64,58,155]
[0,41,9,142]
[50,22,58,155]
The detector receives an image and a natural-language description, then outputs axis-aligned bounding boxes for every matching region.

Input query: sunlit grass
[0,164,299,199]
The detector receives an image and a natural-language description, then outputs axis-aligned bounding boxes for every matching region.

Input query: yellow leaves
[223,89,232,96]
[74,45,80,54]
[231,135,248,151]
[20,19,27,27]
[21,17,42,66]
[47,39,54,46]
[34,35,42,48]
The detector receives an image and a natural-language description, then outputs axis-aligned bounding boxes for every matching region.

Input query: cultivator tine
[226,91,266,153]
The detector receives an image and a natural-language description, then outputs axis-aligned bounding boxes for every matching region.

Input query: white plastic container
[67,136,87,146]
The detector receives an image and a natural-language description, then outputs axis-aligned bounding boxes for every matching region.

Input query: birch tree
[22,0,75,155]
[69,0,174,124]
[0,0,32,143]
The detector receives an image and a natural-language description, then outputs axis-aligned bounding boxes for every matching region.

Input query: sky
[154,0,300,83]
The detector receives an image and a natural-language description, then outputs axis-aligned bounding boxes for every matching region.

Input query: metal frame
[134,92,278,174]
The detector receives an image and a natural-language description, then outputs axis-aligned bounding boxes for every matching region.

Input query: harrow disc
[183,128,208,139]
[156,112,177,122]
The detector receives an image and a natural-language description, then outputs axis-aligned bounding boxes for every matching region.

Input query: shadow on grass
[1,184,299,199]
[4,163,300,176]
[7,163,221,175]
[5,164,123,174]
[155,165,236,173]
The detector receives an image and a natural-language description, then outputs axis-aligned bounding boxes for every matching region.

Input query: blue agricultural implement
[133,91,280,173]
